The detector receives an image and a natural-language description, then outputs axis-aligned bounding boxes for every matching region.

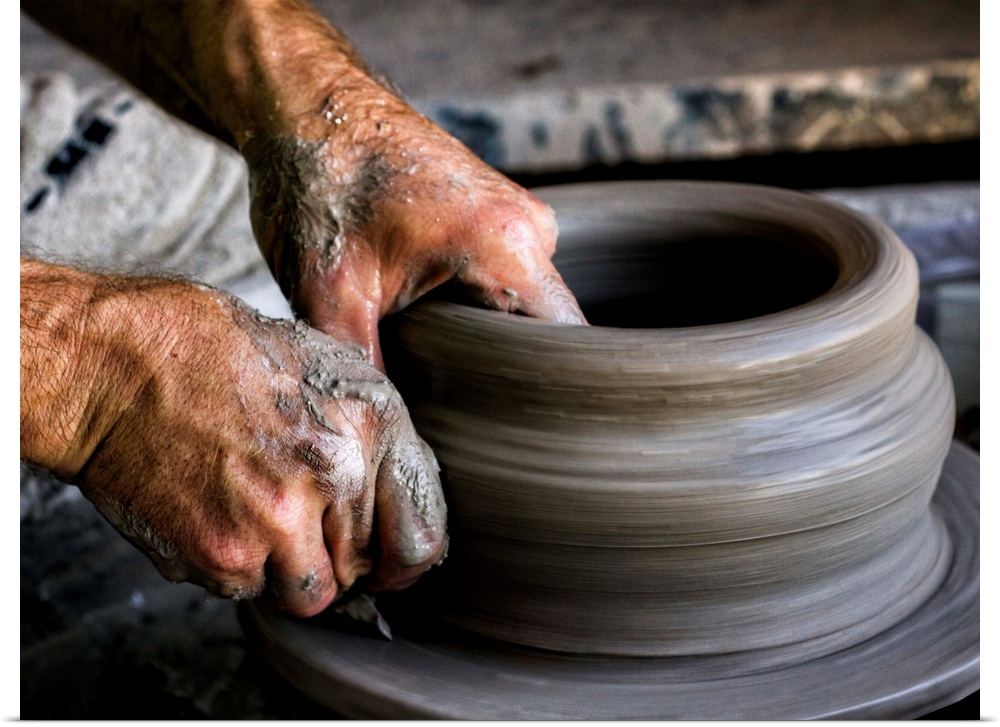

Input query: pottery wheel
[240,441,978,720]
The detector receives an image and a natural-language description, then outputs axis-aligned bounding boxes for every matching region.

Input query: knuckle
[501,214,540,245]
[294,440,334,473]
[524,196,559,247]
[367,397,405,443]
[205,534,264,577]
[194,534,267,598]
[529,196,557,222]
[265,492,313,543]
[317,435,370,500]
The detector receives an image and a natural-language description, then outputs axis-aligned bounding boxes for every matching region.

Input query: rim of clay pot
[395,181,918,397]
[386,179,949,546]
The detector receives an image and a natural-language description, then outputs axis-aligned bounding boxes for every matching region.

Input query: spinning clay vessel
[386,180,956,660]
[244,181,977,719]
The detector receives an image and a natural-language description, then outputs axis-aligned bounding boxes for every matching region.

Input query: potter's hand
[22,0,586,370]
[245,100,586,369]
[228,3,587,366]
[20,259,447,617]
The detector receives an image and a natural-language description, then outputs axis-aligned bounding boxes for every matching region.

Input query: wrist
[180,0,375,148]
[20,261,160,477]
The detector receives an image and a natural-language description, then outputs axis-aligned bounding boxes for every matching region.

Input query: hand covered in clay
[244,88,586,368]
[20,260,447,617]
[228,3,586,368]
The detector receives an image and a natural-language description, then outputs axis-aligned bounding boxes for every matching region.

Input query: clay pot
[383,181,955,660]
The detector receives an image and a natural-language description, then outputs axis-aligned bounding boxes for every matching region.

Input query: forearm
[22,0,586,372]
[21,0,376,149]
[20,259,148,477]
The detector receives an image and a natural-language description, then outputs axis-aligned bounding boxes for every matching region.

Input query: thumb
[291,267,385,372]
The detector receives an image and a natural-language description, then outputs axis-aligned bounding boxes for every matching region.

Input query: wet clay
[383,181,956,659]
[244,181,976,718]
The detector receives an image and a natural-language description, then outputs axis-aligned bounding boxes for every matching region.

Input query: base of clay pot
[239,441,979,720]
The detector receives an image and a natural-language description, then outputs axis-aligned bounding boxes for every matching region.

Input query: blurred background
[20,0,979,718]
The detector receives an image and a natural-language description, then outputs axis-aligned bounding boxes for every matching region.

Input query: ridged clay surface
[384,181,956,657]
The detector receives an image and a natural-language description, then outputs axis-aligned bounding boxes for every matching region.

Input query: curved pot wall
[385,181,956,658]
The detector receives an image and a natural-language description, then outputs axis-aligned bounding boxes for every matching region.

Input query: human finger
[461,249,587,325]
[292,263,385,371]
[265,517,338,617]
[323,493,375,591]
[367,435,448,591]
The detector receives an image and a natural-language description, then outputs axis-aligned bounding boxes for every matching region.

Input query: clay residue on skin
[290,322,448,562]
[101,500,178,561]
[243,135,393,297]
[291,319,449,573]
[296,567,336,606]
[228,297,447,597]
[389,438,446,541]
[94,499,190,584]
[303,368,397,407]
[368,433,450,572]
[233,302,402,437]
[289,320,400,429]
[228,582,266,601]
